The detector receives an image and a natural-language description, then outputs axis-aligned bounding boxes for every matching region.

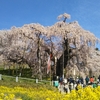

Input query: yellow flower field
[0,85,100,100]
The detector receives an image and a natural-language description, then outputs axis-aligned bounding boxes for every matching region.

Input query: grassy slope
[0,75,56,91]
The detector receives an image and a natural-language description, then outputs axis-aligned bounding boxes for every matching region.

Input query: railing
[0,74,53,85]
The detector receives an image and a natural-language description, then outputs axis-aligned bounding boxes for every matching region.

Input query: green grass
[0,75,55,91]
[0,66,55,90]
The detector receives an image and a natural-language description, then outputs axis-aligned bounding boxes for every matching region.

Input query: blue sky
[0,0,100,48]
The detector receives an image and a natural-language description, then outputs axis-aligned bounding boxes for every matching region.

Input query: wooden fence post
[0,74,2,80]
[36,79,38,83]
[16,76,18,82]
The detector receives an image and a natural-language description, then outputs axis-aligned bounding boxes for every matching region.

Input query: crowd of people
[52,75,100,93]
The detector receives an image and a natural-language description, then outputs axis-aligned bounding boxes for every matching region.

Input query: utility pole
[37,33,42,80]
[63,43,65,79]
[55,56,57,75]
[50,37,52,83]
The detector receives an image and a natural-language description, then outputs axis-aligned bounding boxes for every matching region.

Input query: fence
[0,74,53,85]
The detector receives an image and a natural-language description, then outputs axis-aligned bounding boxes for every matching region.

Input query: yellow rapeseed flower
[0,85,99,100]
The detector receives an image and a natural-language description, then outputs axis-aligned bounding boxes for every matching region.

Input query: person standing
[85,76,89,85]
[90,76,94,85]
[98,75,100,83]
